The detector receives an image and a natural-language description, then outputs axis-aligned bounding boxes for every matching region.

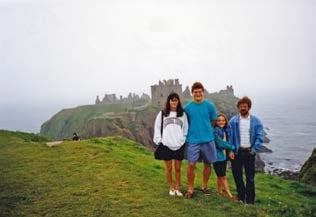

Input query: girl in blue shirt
[213,114,236,201]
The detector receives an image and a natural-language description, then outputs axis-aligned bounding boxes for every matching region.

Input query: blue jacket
[214,127,235,162]
[228,114,263,154]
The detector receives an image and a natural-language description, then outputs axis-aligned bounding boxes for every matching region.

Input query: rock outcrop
[298,148,316,186]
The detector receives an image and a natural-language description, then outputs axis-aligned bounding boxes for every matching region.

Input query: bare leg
[187,162,196,193]
[174,160,182,190]
[222,176,233,198]
[217,177,223,194]
[201,163,211,190]
[165,160,173,190]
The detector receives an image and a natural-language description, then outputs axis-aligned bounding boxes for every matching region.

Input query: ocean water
[252,93,316,173]
[0,103,71,133]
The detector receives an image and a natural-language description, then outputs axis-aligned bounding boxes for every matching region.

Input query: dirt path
[46,141,63,147]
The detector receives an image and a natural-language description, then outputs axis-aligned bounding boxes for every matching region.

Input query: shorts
[213,160,227,177]
[187,141,217,164]
[154,144,185,161]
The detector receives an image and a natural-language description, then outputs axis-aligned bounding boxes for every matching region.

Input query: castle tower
[95,96,101,104]
[151,79,182,107]
[182,86,191,98]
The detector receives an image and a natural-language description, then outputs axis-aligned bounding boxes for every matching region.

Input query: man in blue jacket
[228,96,263,204]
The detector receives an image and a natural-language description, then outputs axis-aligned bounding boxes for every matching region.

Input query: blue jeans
[231,149,256,204]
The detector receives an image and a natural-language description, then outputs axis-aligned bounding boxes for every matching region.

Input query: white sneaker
[174,190,183,196]
[169,189,176,196]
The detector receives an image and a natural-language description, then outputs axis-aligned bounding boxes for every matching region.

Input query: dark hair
[237,96,252,109]
[191,82,204,93]
[216,113,228,129]
[162,92,184,117]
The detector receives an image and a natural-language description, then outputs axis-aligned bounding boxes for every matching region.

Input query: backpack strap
[160,110,164,136]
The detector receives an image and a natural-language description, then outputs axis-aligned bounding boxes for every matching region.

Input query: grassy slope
[1,130,315,217]
[40,103,134,140]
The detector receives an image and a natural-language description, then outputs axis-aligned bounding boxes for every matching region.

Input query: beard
[240,110,249,116]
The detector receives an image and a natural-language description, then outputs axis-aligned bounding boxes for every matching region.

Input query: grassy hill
[40,103,136,140]
[1,130,315,217]
[40,103,159,149]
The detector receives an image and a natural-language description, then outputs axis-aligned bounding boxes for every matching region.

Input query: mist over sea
[252,92,316,173]
[0,102,80,133]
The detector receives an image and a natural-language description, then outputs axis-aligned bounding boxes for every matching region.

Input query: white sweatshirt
[153,111,188,151]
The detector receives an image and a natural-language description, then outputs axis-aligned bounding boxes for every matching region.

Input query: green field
[0,130,315,217]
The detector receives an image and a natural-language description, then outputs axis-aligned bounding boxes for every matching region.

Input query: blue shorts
[187,141,217,164]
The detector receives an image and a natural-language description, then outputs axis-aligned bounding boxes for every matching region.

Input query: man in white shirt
[228,96,263,204]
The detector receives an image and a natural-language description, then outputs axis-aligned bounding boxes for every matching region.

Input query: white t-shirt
[240,115,251,148]
[153,111,188,151]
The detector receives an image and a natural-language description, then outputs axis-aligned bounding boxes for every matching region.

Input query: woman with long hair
[153,92,188,196]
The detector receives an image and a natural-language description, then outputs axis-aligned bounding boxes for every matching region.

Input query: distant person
[213,114,236,201]
[72,132,80,141]
[228,96,263,204]
[153,92,188,196]
[184,82,217,199]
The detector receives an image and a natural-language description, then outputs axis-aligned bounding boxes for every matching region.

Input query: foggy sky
[1,0,315,131]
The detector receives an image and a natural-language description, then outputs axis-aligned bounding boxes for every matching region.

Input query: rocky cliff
[40,103,158,149]
[40,89,239,147]
[298,148,316,186]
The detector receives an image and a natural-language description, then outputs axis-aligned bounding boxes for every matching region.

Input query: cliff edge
[298,148,316,186]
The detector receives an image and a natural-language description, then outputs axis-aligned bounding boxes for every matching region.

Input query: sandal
[200,188,210,194]
[184,192,193,199]
[226,195,240,202]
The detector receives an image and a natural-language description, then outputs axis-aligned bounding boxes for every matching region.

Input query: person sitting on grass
[72,132,80,141]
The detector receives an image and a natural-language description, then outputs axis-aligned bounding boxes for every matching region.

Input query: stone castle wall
[95,79,234,108]
[150,79,182,108]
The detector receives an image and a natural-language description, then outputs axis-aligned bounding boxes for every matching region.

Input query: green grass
[0,130,315,217]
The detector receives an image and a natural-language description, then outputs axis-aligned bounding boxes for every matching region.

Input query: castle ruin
[95,92,150,106]
[218,85,234,95]
[95,79,234,108]
[150,79,182,107]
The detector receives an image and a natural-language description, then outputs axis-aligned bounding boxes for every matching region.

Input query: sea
[252,92,316,173]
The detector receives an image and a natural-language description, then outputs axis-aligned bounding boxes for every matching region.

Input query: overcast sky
[0,0,315,131]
